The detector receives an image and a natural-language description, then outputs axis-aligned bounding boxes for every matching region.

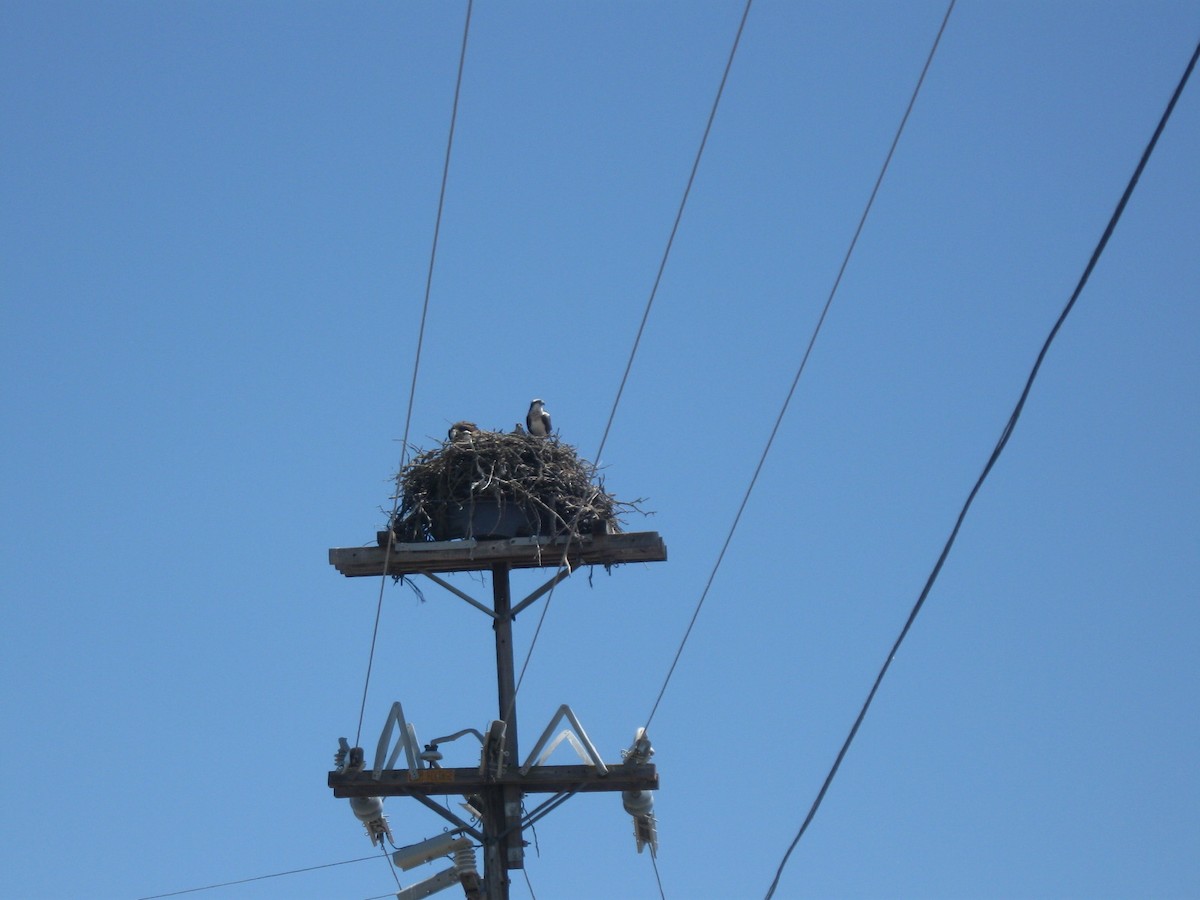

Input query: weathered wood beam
[328,762,658,798]
[329,531,667,577]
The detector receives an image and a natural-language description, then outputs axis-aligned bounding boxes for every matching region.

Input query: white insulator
[622,789,654,817]
[394,866,460,899]
[392,833,471,871]
[453,844,478,876]
[349,795,384,823]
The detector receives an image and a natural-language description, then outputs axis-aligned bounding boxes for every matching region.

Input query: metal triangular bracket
[518,704,608,776]
[374,700,424,781]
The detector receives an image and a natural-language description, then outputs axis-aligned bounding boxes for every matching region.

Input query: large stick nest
[388,429,640,543]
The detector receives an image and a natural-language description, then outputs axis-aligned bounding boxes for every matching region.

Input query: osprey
[448,421,479,442]
[526,399,551,437]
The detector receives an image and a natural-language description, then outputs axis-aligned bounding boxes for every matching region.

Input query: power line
[642,0,957,735]
[355,0,474,747]
[383,841,403,892]
[136,855,379,899]
[651,851,667,900]
[402,0,474,471]
[763,33,1200,900]
[520,864,539,900]
[505,0,755,718]
[594,0,755,464]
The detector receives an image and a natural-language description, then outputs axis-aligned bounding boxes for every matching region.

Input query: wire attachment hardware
[423,727,487,766]
[334,737,365,774]
[480,719,508,779]
[349,794,393,847]
[621,728,658,856]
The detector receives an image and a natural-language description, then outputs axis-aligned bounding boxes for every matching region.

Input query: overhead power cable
[355,0,474,747]
[136,855,379,899]
[595,0,756,463]
[521,864,539,899]
[382,841,403,891]
[651,852,668,899]
[506,0,755,717]
[642,0,956,735]
[763,33,1200,900]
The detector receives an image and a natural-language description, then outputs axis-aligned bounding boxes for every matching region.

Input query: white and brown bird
[525,399,551,437]
[448,420,479,442]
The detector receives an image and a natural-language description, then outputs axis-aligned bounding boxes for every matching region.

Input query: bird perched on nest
[447,420,479,442]
[525,399,551,437]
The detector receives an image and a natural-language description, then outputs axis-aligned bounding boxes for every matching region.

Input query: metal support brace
[519,704,608,776]
[408,793,484,843]
[375,701,424,781]
[529,731,592,770]
[421,566,575,621]
[510,566,575,617]
[422,573,496,618]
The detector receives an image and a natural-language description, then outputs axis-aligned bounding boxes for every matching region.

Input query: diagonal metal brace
[422,573,496,618]
[421,566,573,621]
[408,793,485,843]
[510,566,575,618]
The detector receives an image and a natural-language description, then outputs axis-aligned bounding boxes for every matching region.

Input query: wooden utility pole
[329,531,666,899]
[484,562,521,899]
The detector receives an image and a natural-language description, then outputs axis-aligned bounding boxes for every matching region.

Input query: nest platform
[330,531,666,577]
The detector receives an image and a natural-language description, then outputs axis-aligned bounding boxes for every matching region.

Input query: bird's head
[529,398,544,409]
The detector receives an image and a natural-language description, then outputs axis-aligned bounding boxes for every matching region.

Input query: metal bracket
[510,566,575,617]
[519,704,608,776]
[419,566,575,621]
[348,795,393,847]
[422,573,496,618]
[480,720,507,779]
[374,701,424,781]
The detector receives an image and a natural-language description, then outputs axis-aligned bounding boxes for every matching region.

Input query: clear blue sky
[2,2,1197,898]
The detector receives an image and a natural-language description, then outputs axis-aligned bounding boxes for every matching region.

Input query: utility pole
[483,562,521,900]
[329,530,666,899]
